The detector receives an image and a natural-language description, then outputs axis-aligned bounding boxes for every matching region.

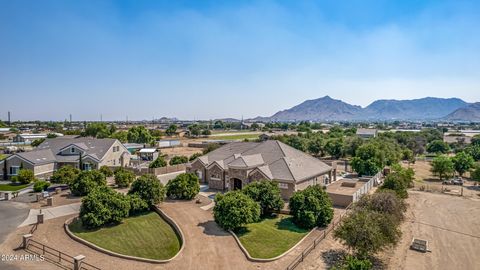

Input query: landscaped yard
[69,212,181,260]
[0,154,7,160]
[0,183,30,191]
[235,214,309,259]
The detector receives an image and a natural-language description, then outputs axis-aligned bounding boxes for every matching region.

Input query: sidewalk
[18,202,81,227]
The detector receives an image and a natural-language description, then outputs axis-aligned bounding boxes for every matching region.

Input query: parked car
[452,178,464,186]
[443,179,454,185]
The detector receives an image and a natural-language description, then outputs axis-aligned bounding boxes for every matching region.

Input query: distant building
[13,133,64,143]
[138,148,159,161]
[157,139,181,148]
[1,137,130,180]
[356,128,377,139]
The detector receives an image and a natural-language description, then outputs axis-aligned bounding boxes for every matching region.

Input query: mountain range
[253,96,480,122]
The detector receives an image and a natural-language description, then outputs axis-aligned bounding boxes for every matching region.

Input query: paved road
[0,201,30,244]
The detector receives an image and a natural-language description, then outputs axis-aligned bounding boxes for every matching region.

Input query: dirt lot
[404,160,480,198]
[388,191,480,270]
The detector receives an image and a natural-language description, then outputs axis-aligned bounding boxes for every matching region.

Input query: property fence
[285,205,352,270]
[351,171,383,203]
[125,164,186,176]
[24,238,101,270]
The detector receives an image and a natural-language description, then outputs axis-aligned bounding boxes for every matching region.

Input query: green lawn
[235,215,309,259]
[69,212,181,260]
[209,133,260,141]
[0,183,30,191]
[0,154,7,160]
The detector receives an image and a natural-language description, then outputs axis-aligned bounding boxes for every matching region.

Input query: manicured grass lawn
[235,215,309,259]
[0,154,7,160]
[69,212,181,260]
[209,133,260,141]
[0,183,30,191]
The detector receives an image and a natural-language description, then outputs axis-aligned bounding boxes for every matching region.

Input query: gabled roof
[37,137,119,161]
[194,140,332,183]
[11,149,57,165]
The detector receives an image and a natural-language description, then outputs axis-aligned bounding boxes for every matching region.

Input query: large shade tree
[213,191,260,231]
[289,185,334,229]
[242,180,284,215]
[128,174,165,205]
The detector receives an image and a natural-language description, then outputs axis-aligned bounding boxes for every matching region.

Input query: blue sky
[0,0,479,121]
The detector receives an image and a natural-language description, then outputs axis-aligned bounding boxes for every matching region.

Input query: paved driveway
[0,201,29,244]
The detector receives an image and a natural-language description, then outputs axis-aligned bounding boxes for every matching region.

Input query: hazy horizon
[1,0,479,121]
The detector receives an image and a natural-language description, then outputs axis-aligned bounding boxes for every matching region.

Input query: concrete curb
[229,224,318,262]
[64,206,184,264]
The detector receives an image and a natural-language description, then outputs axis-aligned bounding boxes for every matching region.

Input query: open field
[235,214,309,259]
[208,133,261,141]
[69,212,181,260]
[0,183,30,191]
[388,191,480,270]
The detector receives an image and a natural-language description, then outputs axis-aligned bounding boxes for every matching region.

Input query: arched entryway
[233,178,242,190]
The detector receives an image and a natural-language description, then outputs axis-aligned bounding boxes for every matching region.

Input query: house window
[10,166,20,175]
[70,147,75,154]
[82,163,92,171]
[278,183,289,189]
[113,159,116,165]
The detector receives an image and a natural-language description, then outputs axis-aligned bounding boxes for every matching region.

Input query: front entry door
[233,179,242,190]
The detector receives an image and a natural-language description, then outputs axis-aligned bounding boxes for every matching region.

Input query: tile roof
[196,140,331,182]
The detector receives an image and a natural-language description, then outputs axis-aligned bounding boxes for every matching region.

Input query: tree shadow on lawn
[198,220,231,237]
[275,216,309,233]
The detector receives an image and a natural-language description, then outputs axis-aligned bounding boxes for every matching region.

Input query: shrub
[337,255,373,270]
[70,170,107,196]
[213,191,260,231]
[128,194,150,216]
[472,164,480,181]
[166,173,200,200]
[114,169,135,188]
[149,156,167,168]
[334,210,401,259]
[289,185,334,229]
[99,166,113,177]
[380,174,408,199]
[128,174,165,205]
[242,180,284,215]
[12,169,36,184]
[169,155,188,166]
[189,152,202,162]
[33,180,51,192]
[80,186,130,229]
[50,165,80,185]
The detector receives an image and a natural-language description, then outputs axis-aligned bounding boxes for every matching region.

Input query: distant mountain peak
[255,96,474,122]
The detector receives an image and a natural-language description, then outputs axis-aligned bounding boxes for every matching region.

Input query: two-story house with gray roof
[187,140,335,199]
[0,137,130,180]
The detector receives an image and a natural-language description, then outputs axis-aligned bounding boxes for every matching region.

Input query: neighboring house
[187,140,334,199]
[356,128,377,139]
[0,137,130,180]
[13,133,64,143]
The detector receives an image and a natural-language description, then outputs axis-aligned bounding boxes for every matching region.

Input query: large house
[1,137,130,180]
[187,140,335,199]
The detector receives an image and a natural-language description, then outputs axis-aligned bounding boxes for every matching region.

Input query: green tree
[166,173,200,200]
[80,186,130,229]
[70,170,107,196]
[169,155,189,165]
[12,169,36,184]
[307,137,324,156]
[286,136,307,152]
[166,124,178,136]
[189,152,202,162]
[149,156,167,168]
[426,140,450,154]
[128,174,165,205]
[33,180,51,192]
[50,165,80,185]
[452,152,475,177]
[213,191,261,230]
[202,143,220,155]
[31,138,45,147]
[114,169,135,188]
[127,194,150,216]
[334,210,401,259]
[110,131,128,143]
[99,166,113,177]
[431,155,454,180]
[325,138,345,159]
[471,164,480,181]
[242,180,284,215]
[84,123,112,138]
[127,126,153,144]
[355,191,406,224]
[289,185,334,229]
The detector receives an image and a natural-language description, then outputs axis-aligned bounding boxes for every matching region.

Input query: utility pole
[100,114,103,122]
[69,114,72,123]
[7,111,11,125]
